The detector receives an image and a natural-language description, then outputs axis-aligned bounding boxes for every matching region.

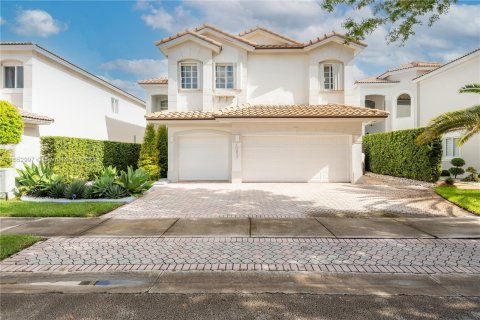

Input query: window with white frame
[160,99,168,111]
[111,97,119,114]
[396,93,411,118]
[215,64,234,89]
[444,137,460,158]
[3,66,24,88]
[320,62,343,90]
[180,62,199,89]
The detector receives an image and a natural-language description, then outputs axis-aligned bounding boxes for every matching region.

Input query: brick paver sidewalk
[1,237,479,274]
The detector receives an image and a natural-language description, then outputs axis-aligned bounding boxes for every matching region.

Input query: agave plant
[64,180,86,200]
[46,177,67,198]
[16,162,60,196]
[82,185,94,199]
[103,184,128,199]
[92,176,116,198]
[96,166,118,179]
[116,166,152,196]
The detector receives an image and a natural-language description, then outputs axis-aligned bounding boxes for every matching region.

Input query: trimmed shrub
[41,136,140,181]
[157,125,168,178]
[0,149,13,168]
[138,124,160,180]
[440,169,451,177]
[449,157,465,179]
[363,128,442,182]
[444,177,455,185]
[0,100,24,145]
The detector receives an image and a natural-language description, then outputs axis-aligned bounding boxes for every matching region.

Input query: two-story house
[354,49,480,170]
[0,42,146,168]
[141,25,388,183]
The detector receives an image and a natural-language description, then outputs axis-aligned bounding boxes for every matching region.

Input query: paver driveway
[106,177,469,219]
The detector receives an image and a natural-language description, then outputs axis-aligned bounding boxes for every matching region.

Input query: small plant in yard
[462,166,480,182]
[82,185,94,199]
[116,166,152,196]
[16,162,60,197]
[46,178,67,198]
[440,170,451,177]
[96,166,118,179]
[64,180,86,200]
[444,177,455,185]
[138,124,161,180]
[449,158,465,179]
[92,176,116,198]
[103,184,128,199]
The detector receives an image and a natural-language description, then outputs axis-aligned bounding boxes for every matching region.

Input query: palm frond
[459,83,480,94]
[458,123,480,146]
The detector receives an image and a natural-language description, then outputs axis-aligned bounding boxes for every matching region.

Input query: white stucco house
[354,48,480,170]
[0,42,146,169]
[141,25,388,183]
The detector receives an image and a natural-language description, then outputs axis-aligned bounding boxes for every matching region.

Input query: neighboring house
[354,48,480,170]
[0,42,146,168]
[141,24,388,183]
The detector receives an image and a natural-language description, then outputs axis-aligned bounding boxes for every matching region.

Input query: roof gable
[238,27,302,45]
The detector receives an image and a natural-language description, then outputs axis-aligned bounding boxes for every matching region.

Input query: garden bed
[20,195,136,203]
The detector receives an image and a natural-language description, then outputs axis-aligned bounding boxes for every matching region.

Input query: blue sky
[1,0,479,99]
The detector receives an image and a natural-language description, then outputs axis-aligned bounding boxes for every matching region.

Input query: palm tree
[416,84,480,146]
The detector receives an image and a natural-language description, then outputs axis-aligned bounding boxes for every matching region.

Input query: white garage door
[242,135,351,182]
[178,133,230,181]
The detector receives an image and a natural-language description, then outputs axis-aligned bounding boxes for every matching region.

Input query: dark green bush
[444,177,454,185]
[0,149,13,168]
[363,128,442,182]
[64,180,86,200]
[138,124,160,180]
[41,136,140,181]
[440,170,451,177]
[449,157,465,179]
[0,100,24,144]
[157,125,168,178]
[450,158,465,167]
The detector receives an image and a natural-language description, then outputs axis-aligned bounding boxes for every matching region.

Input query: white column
[351,135,363,183]
[231,134,242,183]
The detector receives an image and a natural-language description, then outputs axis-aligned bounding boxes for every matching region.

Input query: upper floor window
[3,66,24,89]
[180,62,199,89]
[215,64,234,89]
[396,93,411,118]
[320,62,343,91]
[111,97,119,114]
[444,137,460,158]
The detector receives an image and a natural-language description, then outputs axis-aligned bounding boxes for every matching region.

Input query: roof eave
[196,28,255,51]
[156,34,222,55]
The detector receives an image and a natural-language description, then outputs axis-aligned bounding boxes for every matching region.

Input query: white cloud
[101,58,168,80]
[14,9,66,37]
[352,65,367,81]
[0,17,6,25]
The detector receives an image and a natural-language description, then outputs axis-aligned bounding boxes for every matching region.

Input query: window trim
[3,65,24,89]
[319,61,343,91]
[111,97,119,114]
[443,137,461,159]
[179,61,201,90]
[215,63,235,90]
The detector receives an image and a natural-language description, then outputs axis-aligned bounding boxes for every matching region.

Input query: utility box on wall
[0,168,16,199]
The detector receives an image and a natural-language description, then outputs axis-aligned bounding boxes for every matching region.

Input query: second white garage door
[178,133,230,181]
[242,135,351,182]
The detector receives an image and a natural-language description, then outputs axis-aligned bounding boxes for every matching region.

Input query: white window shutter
[332,64,339,90]
[319,63,324,90]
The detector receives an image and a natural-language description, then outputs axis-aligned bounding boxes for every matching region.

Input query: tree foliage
[416,84,480,146]
[321,0,456,44]
[138,124,160,180]
[0,100,24,145]
[156,125,168,178]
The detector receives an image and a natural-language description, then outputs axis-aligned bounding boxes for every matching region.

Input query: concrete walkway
[2,216,479,238]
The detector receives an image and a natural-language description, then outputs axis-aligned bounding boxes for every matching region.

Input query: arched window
[365,100,375,109]
[396,93,411,118]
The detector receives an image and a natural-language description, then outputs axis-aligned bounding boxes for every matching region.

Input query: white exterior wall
[159,39,357,112]
[0,46,146,169]
[417,55,480,170]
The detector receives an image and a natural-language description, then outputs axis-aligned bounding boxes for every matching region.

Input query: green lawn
[0,234,42,260]
[0,200,123,217]
[435,186,480,215]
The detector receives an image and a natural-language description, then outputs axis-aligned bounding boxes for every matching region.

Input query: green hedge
[0,100,24,145]
[41,136,140,180]
[0,149,13,168]
[363,128,442,182]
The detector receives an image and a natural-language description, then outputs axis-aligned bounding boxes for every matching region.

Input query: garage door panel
[178,134,230,181]
[242,136,350,182]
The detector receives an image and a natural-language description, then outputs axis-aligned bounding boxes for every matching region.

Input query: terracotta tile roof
[387,61,443,72]
[155,29,223,47]
[19,109,54,123]
[155,24,366,50]
[138,78,168,85]
[238,26,303,45]
[146,104,388,120]
[146,110,215,120]
[355,77,400,84]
